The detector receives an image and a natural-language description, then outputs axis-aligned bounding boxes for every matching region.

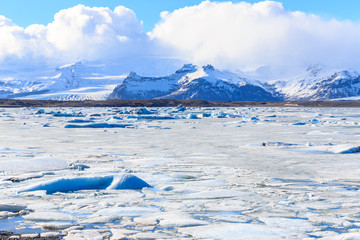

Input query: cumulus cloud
[151,1,360,72]
[1,1,360,75]
[0,5,154,69]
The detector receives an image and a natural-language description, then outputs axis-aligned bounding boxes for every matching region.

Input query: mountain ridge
[109,64,281,102]
[1,62,360,101]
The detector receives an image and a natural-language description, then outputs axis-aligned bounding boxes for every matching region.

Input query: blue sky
[1,0,360,32]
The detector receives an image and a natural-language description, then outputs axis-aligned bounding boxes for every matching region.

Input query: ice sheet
[0,106,360,238]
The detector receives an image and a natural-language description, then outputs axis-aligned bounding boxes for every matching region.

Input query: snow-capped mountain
[266,64,360,101]
[108,64,281,101]
[0,62,125,100]
[1,61,360,101]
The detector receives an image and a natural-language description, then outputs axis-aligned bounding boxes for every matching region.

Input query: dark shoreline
[0,231,61,240]
[0,99,360,108]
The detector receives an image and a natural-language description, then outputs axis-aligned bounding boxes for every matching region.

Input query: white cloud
[1,1,360,75]
[151,1,360,72]
[0,5,153,69]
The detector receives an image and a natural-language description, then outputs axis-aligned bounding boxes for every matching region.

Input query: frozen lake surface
[0,106,360,239]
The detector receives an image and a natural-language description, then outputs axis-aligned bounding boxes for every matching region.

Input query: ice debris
[67,119,94,123]
[68,163,90,170]
[64,123,132,128]
[293,122,306,125]
[132,107,154,115]
[53,111,86,117]
[0,204,27,212]
[187,113,199,119]
[329,145,360,154]
[19,174,151,194]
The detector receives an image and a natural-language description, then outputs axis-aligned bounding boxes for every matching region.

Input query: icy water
[0,106,360,239]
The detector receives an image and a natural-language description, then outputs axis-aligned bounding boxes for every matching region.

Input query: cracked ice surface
[0,106,360,239]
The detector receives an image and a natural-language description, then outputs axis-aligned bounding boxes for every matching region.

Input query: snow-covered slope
[1,62,360,101]
[0,62,126,100]
[266,65,360,101]
[109,64,281,101]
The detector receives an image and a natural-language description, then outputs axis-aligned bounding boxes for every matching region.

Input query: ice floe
[0,106,360,239]
[19,174,151,194]
[64,123,132,128]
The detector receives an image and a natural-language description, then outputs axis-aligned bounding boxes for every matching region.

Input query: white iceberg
[19,174,151,194]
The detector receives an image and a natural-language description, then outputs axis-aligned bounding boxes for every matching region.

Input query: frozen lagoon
[0,106,360,239]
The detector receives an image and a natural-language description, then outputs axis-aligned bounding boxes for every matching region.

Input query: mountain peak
[175,64,198,74]
[109,64,280,101]
[306,64,322,77]
[202,64,215,72]
[128,71,138,78]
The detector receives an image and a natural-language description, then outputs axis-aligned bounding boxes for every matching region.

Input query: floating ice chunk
[132,108,154,115]
[105,116,123,122]
[107,174,151,190]
[64,123,132,128]
[212,111,228,118]
[309,118,319,124]
[181,189,247,200]
[68,163,90,170]
[185,179,228,187]
[53,111,86,117]
[40,232,61,238]
[21,233,40,238]
[133,215,159,226]
[68,119,94,123]
[260,217,316,232]
[176,104,186,112]
[0,147,31,154]
[111,229,138,239]
[23,211,77,222]
[178,223,297,239]
[307,131,330,135]
[158,212,208,228]
[0,211,17,219]
[171,173,196,180]
[262,142,298,147]
[306,214,353,228]
[80,215,121,224]
[20,176,112,194]
[96,207,160,217]
[131,232,172,239]
[187,114,199,119]
[35,109,45,114]
[127,115,176,120]
[37,222,77,230]
[0,157,67,174]
[5,172,54,182]
[293,122,306,125]
[329,145,360,154]
[0,204,27,212]
[247,142,297,147]
[64,229,103,240]
[321,232,360,240]
[19,174,151,194]
[251,116,259,122]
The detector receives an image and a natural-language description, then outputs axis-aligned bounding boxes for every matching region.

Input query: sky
[1,0,360,75]
[1,0,360,32]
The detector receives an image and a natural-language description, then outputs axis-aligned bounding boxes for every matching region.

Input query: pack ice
[0,106,360,239]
